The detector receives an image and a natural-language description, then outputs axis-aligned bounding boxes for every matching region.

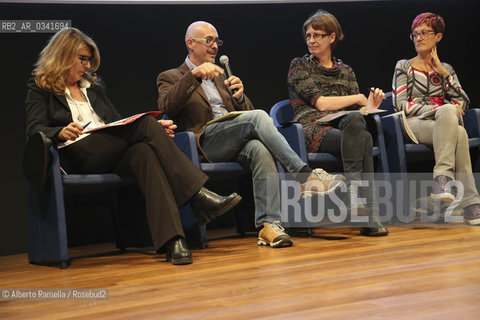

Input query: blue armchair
[24,131,208,268]
[269,99,390,173]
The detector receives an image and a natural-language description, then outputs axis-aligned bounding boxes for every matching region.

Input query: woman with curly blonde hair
[34,27,100,95]
[25,28,242,265]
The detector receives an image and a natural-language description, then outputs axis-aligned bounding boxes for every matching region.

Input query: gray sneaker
[301,168,346,198]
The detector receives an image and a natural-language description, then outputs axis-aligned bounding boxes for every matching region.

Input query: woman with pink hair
[392,13,480,225]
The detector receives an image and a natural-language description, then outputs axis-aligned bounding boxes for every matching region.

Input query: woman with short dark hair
[288,10,388,236]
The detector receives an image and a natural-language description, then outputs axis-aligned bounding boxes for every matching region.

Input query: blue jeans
[202,110,307,227]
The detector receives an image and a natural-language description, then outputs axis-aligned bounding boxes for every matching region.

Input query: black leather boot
[190,187,242,225]
[164,237,192,265]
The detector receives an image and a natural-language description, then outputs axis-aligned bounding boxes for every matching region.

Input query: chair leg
[306,228,313,237]
[179,205,207,249]
[27,181,69,266]
[107,189,127,249]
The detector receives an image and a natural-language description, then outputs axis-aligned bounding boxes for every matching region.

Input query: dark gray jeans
[319,112,378,215]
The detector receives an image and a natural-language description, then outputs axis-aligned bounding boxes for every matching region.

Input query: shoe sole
[431,192,455,203]
[465,217,480,226]
[360,227,389,237]
[167,256,193,265]
[257,237,293,248]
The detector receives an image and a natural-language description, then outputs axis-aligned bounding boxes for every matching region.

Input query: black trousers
[318,112,374,178]
[319,112,378,215]
[59,116,208,250]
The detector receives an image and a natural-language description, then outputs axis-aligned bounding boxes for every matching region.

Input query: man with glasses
[156,21,346,248]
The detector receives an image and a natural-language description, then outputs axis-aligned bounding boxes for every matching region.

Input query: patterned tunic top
[392,59,469,116]
[287,54,361,152]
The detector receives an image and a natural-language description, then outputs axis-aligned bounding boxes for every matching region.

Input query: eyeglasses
[304,32,331,42]
[191,36,224,47]
[409,30,436,41]
[77,54,93,65]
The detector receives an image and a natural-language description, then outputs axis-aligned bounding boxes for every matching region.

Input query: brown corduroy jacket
[156,62,254,160]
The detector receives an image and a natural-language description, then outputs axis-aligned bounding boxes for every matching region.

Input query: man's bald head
[185,21,217,43]
[185,21,220,65]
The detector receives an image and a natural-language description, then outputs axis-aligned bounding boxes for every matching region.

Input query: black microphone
[219,55,238,94]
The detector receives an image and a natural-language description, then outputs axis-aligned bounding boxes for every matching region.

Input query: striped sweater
[392,59,469,116]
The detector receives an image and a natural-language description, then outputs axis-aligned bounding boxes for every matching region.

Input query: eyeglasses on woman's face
[304,32,331,42]
[190,36,224,47]
[77,54,93,65]
[409,29,436,41]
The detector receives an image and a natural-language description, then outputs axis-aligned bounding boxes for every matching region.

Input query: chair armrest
[276,123,308,163]
[464,109,480,138]
[372,115,390,173]
[23,131,53,191]
[172,131,201,168]
[380,115,408,172]
[365,115,383,146]
[164,113,201,166]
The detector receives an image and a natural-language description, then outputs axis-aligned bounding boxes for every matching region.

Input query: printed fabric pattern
[287,54,361,152]
[392,59,469,116]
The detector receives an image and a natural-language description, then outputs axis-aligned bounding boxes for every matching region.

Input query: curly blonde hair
[33,27,100,95]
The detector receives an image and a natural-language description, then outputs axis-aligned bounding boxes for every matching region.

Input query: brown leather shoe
[432,175,455,203]
[464,204,480,226]
[258,221,293,248]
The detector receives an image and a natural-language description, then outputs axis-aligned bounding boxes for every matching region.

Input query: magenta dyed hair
[411,12,445,33]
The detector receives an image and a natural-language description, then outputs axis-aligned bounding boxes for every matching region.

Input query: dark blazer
[156,62,254,160]
[25,77,122,144]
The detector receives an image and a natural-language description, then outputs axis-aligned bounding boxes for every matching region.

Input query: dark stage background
[1,0,478,255]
